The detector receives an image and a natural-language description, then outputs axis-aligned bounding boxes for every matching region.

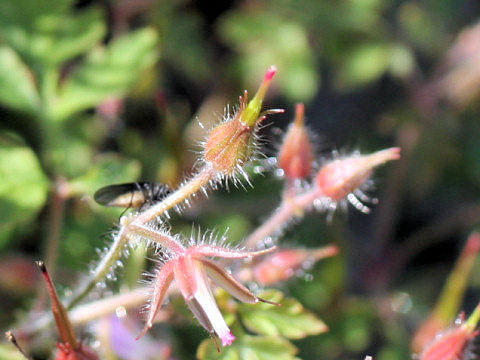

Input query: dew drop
[116,260,124,268]
[267,157,277,165]
[115,306,127,318]
[295,269,305,277]
[391,292,412,314]
[312,198,322,209]
[253,166,264,174]
[304,273,314,282]
[302,257,315,270]
[263,237,274,247]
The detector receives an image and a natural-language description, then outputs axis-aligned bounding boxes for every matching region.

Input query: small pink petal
[264,66,277,82]
[221,332,236,346]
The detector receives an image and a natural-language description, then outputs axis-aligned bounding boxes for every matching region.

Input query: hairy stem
[65,166,216,309]
[131,166,216,225]
[66,226,129,309]
[244,187,324,248]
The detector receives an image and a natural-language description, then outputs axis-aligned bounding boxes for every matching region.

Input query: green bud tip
[241,66,277,127]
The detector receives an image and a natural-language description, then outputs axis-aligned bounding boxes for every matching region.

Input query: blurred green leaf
[0,343,27,360]
[0,0,105,66]
[164,12,211,83]
[338,43,414,88]
[0,139,48,247]
[218,12,318,101]
[238,289,328,339]
[197,333,299,360]
[55,28,159,121]
[0,46,40,113]
[69,153,141,196]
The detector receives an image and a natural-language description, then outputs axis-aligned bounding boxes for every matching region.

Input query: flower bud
[253,245,338,286]
[420,300,480,360]
[278,103,314,180]
[412,232,480,353]
[97,97,124,120]
[316,148,401,201]
[204,67,277,175]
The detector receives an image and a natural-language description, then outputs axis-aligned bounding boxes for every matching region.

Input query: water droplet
[253,166,264,174]
[116,260,124,268]
[391,292,412,314]
[313,198,323,210]
[302,257,315,270]
[295,269,305,277]
[115,306,127,318]
[267,157,277,165]
[304,273,314,282]
[263,237,274,247]
[274,168,284,178]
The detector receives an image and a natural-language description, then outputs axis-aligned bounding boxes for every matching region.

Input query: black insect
[94,182,171,209]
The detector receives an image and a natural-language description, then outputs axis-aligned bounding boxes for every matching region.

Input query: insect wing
[94,182,171,208]
[94,183,145,208]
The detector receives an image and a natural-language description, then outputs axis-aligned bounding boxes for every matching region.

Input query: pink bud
[253,245,338,286]
[97,97,124,119]
[420,301,480,360]
[412,232,480,353]
[204,67,279,176]
[420,326,477,360]
[204,117,252,175]
[278,103,314,180]
[316,148,401,201]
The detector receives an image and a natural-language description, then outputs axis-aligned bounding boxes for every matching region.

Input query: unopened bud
[253,245,338,286]
[97,97,124,120]
[241,66,277,127]
[412,232,480,353]
[316,148,401,201]
[204,67,278,175]
[420,300,480,360]
[278,103,314,180]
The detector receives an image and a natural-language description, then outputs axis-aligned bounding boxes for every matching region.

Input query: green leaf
[0,0,105,66]
[238,289,328,339]
[218,12,318,102]
[0,46,40,112]
[69,153,142,197]
[338,43,414,88]
[55,28,159,121]
[0,343,28,360]
[197,334,299,360]
[0,137,48,247]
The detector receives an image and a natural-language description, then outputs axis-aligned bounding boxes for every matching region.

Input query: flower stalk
[64,67,279,311]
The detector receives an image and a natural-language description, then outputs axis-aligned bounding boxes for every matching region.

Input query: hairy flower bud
[204,66,278,176]
[420,301,480,360]
[316,148,401,202]
[253,245,338,286]
[412,232,480,353]
[278,103,314,180]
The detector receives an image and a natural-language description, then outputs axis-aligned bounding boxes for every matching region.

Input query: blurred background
[2,0,480,359]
